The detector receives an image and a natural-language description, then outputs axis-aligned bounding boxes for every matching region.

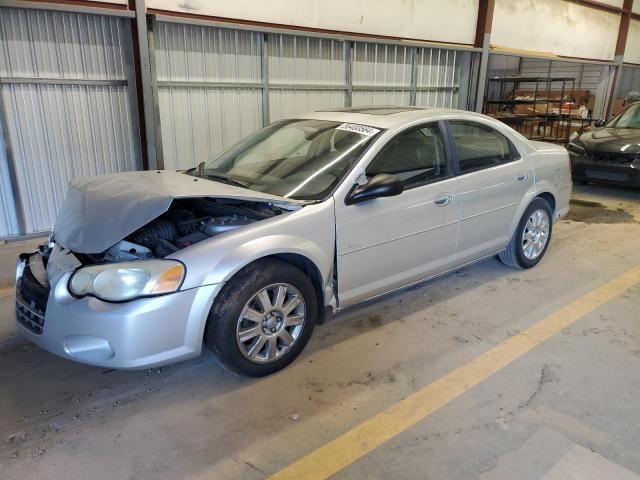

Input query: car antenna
[197,161,205,178]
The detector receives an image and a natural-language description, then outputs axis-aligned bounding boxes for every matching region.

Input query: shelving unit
[484,76,577,144]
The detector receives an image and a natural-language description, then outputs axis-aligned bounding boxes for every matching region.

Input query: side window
[449,121,518,174]
[366,123,447,188]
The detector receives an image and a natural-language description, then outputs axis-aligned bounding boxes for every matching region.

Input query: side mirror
[594,119,606,128]
[346,173,404,205]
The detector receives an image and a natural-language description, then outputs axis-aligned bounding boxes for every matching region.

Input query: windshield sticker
[336,123,380,137]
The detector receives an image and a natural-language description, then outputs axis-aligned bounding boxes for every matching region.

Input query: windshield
[607,103,640,129]
[203,119,381,201]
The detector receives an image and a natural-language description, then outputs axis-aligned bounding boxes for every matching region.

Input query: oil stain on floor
[565,199,636,224]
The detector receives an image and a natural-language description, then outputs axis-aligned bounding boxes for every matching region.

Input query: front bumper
[16,252,221,369]
[570,154,640,186]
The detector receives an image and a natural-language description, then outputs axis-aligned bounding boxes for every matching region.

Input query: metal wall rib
[0,7,141,237]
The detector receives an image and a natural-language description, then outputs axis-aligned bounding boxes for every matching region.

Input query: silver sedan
[16,106,571,376]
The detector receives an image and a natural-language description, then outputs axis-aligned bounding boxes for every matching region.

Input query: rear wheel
[499,198,553,269]
[205,258,317,377]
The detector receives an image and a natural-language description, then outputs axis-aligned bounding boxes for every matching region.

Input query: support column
[131,0,160,169]
[605,0,633,118]
[260,33,271,126]
[473,0,495,113]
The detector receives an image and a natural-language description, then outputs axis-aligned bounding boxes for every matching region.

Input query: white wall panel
[268,35,345,85]
[415,47,460,108]
[416,49,458,88]
[158,87,263,170]
[156,22,262,82]
[415,89,459,109]
[0,8,141,236]
[352,90,411,106]
[2,84,139,234]
[148,0,479,45]
[0,8,129,80]
[624,19,640,64]
[155,21,264,170]
[270,90,345,121]
[352,42,412,87]
[492,0,620,60]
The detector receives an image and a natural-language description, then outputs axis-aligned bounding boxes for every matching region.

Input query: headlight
[69,260,185,302]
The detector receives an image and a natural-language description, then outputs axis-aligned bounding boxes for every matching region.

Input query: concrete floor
[1,184,639,480]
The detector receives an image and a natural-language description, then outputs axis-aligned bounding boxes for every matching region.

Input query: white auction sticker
[336,123,380,137]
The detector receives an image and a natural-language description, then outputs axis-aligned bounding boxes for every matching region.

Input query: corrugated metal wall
[0,7,141,236]
[155,20,464,171]
[519,58,604,92]
[155,22,264,171]
[0,9,467,239]
[268,34,347,121]
[415,48,460,108]
[352,42,412,106]
[618,66,640,98]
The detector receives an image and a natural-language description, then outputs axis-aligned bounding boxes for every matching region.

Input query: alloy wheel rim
[522,209,550,260]
[236,283,306,364]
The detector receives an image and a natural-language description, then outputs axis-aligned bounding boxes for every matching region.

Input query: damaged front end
[16,170,303,330]
[89,196,295,262]
[13,171,309,368]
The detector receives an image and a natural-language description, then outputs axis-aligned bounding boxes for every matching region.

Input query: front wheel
[205,258,317,377]
[499,198,553,269]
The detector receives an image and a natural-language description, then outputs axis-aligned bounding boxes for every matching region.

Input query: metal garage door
[0,7,141,237]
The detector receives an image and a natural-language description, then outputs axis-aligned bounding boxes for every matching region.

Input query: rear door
[335,121,461,306]
[446,120,532,264]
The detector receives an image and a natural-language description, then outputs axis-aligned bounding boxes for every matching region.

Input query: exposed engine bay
[101,198,292,261]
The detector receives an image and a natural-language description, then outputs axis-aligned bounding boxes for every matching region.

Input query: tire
[205,258,317,377]
[499,198,553,269]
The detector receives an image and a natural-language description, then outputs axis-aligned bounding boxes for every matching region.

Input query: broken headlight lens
[68,260,185,302]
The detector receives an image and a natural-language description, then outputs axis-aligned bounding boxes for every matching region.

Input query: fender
[172,200,336,293]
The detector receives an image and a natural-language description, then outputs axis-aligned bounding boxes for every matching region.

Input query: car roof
[293,105,468,129]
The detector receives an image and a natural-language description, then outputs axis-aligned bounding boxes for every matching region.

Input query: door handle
[434,193,452,207]
[517,171,530,182]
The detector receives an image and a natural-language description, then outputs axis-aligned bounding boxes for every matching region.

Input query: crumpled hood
[578,128,640,154]
[54,170,299,254]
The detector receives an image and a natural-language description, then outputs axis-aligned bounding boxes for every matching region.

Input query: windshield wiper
[204,172,248,189]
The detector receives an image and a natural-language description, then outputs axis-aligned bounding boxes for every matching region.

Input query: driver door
[334,122,461,307]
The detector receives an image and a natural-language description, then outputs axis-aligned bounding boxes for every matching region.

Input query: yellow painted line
[270,265,640,480]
